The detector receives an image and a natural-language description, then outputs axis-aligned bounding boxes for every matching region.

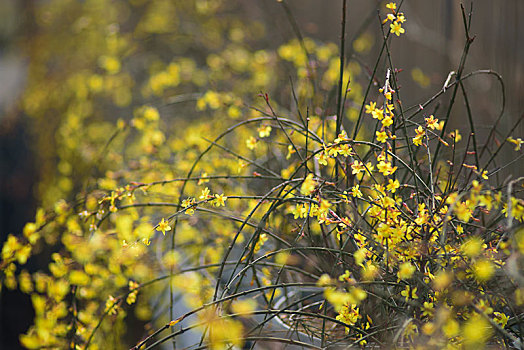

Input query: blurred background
[0,0,522,348]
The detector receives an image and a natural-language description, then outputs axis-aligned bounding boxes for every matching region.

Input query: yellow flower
[334,130,349,144]
[228,105,241,118]
[338,270,352,282]
[386,2,397,10]
[257,125,272,138]
[425,115,439,130]
[432,271,452,291]
[246,136,257,150]
[472,259,494,282]
[351,160,365,175]
[463,315,492,345]
[156,218,171,236]
[237,160,247,173]
[336,303,361,333]
[454,201,472,222]
[386,103,395,112]
[301,174,317,196]
[397,262,415,280]
[181,198,196,216]
[390,21,405,36]
[99,55,121,74]
[181,198,195,208]
[351,184,363,198]
[461,237,483,258]
[365,101,376,114]
[443,318,459,338]
[231,299,257,317]
[316,151,328,166]
[413,126,424,146]
[422,322,435,335]
[286,144,295,159]
[493,312,509,328]
[376,130,388,143]
[387,179,400,193]
[212,193,227,207]
[401,286,418,301]
[449,129,462,143]
[199,187,211,200]
[317,274,333,287]
[126,289,138,305]
[382,115,393,127]
[371,107,384,120]
[197,172,210,185]
[377,160,397,176]
[361,261,379,281]
[354,248,367,266]
[143,106,160,121]
[105,295,119,315]
[507,136,523,151]
[420,301,434,317]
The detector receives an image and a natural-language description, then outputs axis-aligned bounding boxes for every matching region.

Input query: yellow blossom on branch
[397,262,416,280]
[420,301,434,317]
[199,187,212,200]
[386,2,397,11]
[257,125,272,138]
[301,174,317,196]
[390,21,405,36]
[365,101,376,114]
[377,160,397,176]
[449,129,462,143]
[316,150,328,165]
[286,144,295,159]
[156,218,172,236]
[351,184,363,198]
[507,136,523,151]
[387,179,400,193]
[351,160,365,175]
[472,259,494,282]
[425,115,440,130]
[371,107,384,120]
[212,193,227,207]
[413,126,425,146]
[197,172,209,185]
[246,136,257,150]
[105,295,119,315]
[401,285,418,301]
[336,303,361,334]
[376,130,388,143]
[181,198,196,216]
[382,115,393,127]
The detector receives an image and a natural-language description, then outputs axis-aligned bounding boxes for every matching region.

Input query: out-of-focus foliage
[1,1,523,349]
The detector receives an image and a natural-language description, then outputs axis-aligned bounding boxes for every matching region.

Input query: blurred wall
[0,0,35,348]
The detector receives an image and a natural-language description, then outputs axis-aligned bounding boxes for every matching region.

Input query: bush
[1,1,523,349]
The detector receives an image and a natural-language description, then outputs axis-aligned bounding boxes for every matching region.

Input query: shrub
[1,1,523,349]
